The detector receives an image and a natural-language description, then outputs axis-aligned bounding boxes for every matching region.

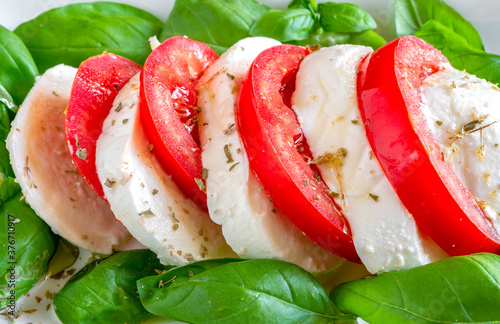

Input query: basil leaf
[415,20,500,85]
[331,253,500,324]
[0,192,56,310]
[14,2,163,73]
[249,8,315,42]
[0,25,38,106]
[318,2,376,33]
[53,249,172,324]
[394,0,483,50]
[288,0,318,12]
[139,258,356,323]
[297,28,385,49]
[161,0,270,55]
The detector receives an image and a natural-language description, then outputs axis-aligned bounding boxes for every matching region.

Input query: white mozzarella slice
[292,45,446,273]
[96,73,235,266]
[421,66,500,234]
[6,65,133,254]
[197,37,343,273]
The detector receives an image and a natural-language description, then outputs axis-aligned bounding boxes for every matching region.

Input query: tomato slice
[66,53,141,201]
[140,37,218,211]
[237,45,359,262]
[357,36,500,256]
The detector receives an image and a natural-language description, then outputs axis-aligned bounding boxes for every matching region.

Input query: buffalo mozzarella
[197,37,344,273]
[6,65,133,254]
[96,73,236,265]
[292,45,447,273]
[421,66,500,234]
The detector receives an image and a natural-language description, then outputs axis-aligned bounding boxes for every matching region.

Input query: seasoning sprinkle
[229,162,240,171]
[115,102,123,112]
[147,144,154,152]
[224,144,234,163]
[351,119,359,125]
[202,168,209,179]
[139,208,155,217]
[195,178,205,191]
[104,178,116,188]
[436,120,443,126]
[122,118,129,124]
[76,148,87,161]
[226,72,235,80]
[152,189,159,195]
[369,193,379,202]
[223,123,236,135]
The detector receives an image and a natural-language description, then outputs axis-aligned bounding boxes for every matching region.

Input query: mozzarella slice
[421,66,500,234]
[292,45,447,273]
[6,65,134,254]
[96,73,236,265]
[197,37,343,273]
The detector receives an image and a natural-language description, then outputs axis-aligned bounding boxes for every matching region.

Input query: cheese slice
[7,65,134,254]
[198,37,343,273]
[292,45,447,273]
[96,73,236,265]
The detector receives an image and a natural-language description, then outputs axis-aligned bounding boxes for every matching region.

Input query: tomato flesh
[66,53,141,201]
[140,37,218,211]
[237,45,359,262]
[357,36,500,255]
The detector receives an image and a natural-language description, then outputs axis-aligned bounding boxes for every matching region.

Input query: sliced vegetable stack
[2,0,500,323]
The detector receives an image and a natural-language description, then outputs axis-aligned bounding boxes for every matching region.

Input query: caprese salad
[1,0,500,323]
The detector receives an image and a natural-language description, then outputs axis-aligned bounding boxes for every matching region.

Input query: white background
[0,0,499,54]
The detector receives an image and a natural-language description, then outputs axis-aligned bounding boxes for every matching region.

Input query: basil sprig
[0,25,38,106]
[331,253,500,324]
[395,0,500,85]
[138,258,356,324]
[14,2,163,73]
[53,250,173,324]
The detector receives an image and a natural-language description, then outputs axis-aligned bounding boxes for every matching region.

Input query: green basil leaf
[139,258,356,323]
[0,191,56,310]
[288,0,318,12]
[0,141,16,184]
[0,25,38,106]
[249,8,315,42]
[161,0,270,55]
[331,253,500,324]
[318,2,376,33]
[297,28,385,49]
[53,249,172,324]
[14,2,163,73]
[415,20,500,85]
[394,0,483,50]
[0,177,21,204]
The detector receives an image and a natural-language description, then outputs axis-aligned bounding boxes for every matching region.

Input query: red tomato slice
[140,36,218,211]
[66,53,141,201]
[357,35,500,256]
[237,45,359,262]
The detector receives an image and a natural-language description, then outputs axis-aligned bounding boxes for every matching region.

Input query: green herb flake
[152,189,159,195]
[202,168,209,180]
[369,193,379,202]
[194,178,205,191]
[436,120,443,126]
[223,123,236,135]
[224,144,234,163]
[351,119,359,125]
[226,72,235,80]
[115,102,123,112]
[229,162,240,171]
[139,208,155,217]
[104,178,116,188]
[325,189,340,198]
[76,148,87,161]
[122,119,129,124]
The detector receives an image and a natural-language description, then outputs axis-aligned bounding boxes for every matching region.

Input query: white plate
[1,0,499,54]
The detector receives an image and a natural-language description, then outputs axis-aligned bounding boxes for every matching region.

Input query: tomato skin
[140,37,218,211]
[357,36,500,256]
[237,45,359,262]
[66,53,141,201]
